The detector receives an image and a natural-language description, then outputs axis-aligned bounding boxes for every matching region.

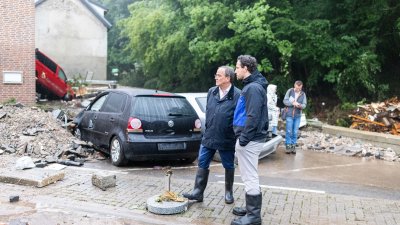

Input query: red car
[35,49,74,100]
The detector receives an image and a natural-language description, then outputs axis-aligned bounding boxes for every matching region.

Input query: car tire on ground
[110,136,128,166]
[63,93,72,101]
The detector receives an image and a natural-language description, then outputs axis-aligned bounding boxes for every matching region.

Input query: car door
[54,68,69,97]
[79,93,109,145]
[93,92,128,150]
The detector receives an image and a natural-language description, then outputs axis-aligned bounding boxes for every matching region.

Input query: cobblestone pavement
[0,164,399,225]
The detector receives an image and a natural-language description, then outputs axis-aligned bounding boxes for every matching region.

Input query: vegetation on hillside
[96,0,400,116]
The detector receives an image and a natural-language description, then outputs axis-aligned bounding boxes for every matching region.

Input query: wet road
[83,146,400,200]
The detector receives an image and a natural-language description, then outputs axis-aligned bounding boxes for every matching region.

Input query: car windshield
[195,97,207,113]
[132,96,197,120]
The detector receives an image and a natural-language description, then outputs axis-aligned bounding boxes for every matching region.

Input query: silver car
[177,93,207,133]
[178,92,283,161]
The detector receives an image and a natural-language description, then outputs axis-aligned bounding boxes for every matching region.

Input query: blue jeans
[285,116,301,145]
[197,145,235,169]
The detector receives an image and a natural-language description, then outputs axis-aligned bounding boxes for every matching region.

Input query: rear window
[132,96,197,119]
[195,97,207,113]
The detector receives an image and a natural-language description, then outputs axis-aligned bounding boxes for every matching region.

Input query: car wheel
[63,93,73,101]
[110,136,127,166]
[74,128,82,140]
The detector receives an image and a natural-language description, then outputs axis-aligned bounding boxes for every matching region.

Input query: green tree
[287,0,391,102]
[107,0,399,108]
[94,0,141,85]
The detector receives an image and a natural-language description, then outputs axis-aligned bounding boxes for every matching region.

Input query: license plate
[158,142,186,151]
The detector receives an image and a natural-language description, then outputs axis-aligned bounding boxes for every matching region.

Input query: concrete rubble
[296,128,400,162]
[1,100,399,171]
[0,103,103,168]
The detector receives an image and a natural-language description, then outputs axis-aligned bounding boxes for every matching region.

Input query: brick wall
[0,0,35,105]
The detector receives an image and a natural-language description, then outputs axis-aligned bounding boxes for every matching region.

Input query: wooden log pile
[349,97,400,135]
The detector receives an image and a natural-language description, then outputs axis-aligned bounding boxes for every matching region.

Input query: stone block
[9,195,19,202]
[92,172,116,191]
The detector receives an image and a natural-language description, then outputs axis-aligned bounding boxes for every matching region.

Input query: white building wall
[35,0,108,80]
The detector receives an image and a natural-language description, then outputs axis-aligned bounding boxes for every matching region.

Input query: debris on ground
[349,97,400,135]
[9,195,19,203]
[15,156,36,170]
[0,103,103,168]
[156,191,186,202]
[297,128,400,162]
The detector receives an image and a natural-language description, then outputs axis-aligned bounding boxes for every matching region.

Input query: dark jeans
[198,145,235,169]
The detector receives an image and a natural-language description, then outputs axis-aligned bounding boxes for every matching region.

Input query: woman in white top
[267,84,279,135]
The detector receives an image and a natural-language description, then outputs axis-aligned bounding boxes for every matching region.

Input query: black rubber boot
[225,169,235,204]
[232,207,246,216]
[231,193,262,225]
[285,145,291,154]
[291,144,296,154]
[182,168,209,202]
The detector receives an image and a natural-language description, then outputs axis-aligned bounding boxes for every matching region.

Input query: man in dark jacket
[231,55,268,225]
[183,66,241,204]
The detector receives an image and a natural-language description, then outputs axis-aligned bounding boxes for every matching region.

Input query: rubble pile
[298,129,400,162]
[349,97,400,135]
[0,104,99,168]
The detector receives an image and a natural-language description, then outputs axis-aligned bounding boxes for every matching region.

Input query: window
[58,69,67,82]
[102,93,127,113]
[132,96,196,120]
[90,94,108,111]
[35,50,57,73]
[195,97,207,113]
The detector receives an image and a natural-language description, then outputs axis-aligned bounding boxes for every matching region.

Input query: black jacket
[201,85,241,150]
[233,71,269,146]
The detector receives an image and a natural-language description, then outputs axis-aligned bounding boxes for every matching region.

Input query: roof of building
[35,0,112,29]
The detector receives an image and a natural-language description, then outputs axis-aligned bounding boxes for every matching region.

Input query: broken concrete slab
[0,168,65,188]
[0,112,6,119]
[326,145,344,153]
[15,156,35,170]
[334,146,362,156]
[46,163,66,170]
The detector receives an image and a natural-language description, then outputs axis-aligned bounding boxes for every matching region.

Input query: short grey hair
[295,80,303,86]
[219,66,235,82]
